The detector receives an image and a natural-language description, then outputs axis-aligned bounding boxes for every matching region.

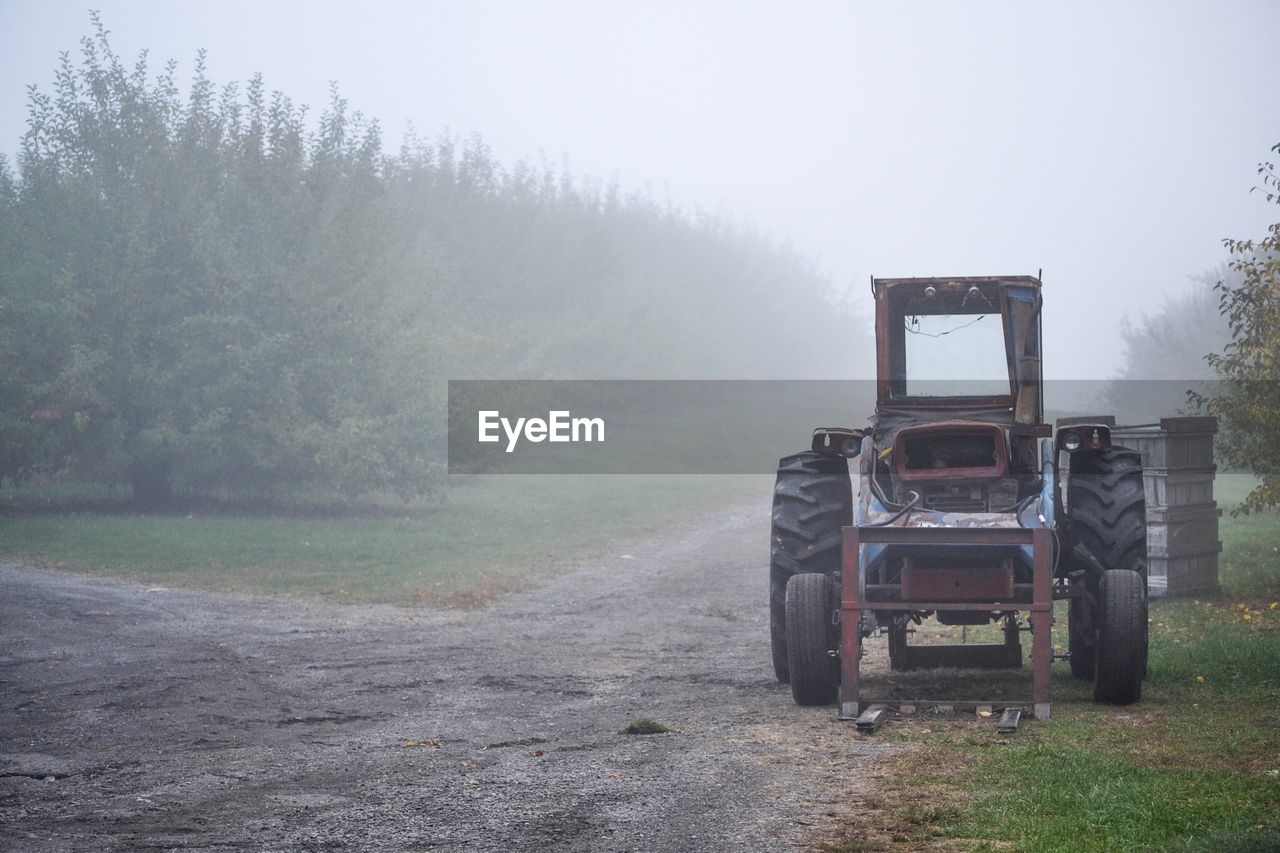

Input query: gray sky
[1,0,1276,377]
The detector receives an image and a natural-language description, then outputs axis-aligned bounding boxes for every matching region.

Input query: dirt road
[0,505,880,851]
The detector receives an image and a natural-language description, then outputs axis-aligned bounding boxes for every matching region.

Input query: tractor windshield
[901,311,1011,398]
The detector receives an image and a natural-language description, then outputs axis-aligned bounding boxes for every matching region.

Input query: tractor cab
[870,276,1046,519]
[876,275,1042,422]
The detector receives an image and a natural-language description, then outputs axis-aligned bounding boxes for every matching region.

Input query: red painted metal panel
[901,565,1014,600]
[840,526,863,719]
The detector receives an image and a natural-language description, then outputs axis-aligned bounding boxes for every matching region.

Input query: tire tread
[770,452,851,683]
[1094,569,1146,704]
[786,573,840,705]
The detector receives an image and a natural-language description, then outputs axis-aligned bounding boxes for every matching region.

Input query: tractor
[769,275,1148,728]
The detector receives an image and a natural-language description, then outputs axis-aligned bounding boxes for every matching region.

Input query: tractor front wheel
[1094,569,1147,705]
[785,573,840,706]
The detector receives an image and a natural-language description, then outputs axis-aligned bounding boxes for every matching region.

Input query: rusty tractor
[769,275,1148,729]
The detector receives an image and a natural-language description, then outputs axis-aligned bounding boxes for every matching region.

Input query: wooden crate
[1147,543,1222,598]
[1146,504,1221,553]
[1112,416,1217,470]
[1141,467,1217,509]
[1112,417,1221,599]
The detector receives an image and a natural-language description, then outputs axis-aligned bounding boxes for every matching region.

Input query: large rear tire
[1068,447,1148,579]
[1094,569,1146,705]
[785,573,840,706]
[770,452,852,683]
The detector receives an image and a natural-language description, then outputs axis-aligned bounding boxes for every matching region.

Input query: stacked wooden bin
[1112,416,1221,597]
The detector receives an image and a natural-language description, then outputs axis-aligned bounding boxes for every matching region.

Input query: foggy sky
[1,0,1276,378]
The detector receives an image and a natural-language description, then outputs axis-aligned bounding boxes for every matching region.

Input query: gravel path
[0,505,881,851]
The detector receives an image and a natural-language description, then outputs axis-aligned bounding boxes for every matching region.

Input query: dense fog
[1,3,1274,501]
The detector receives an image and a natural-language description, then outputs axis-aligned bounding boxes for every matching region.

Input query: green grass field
[0,475,765,603]
[829,472,1280,852]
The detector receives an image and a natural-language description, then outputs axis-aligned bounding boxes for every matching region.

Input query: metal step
[854,705,889,733]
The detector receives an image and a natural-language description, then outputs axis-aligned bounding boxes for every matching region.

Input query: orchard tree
[4,18,437,505]
[1,15,863,506]
[1196,143,1280,513]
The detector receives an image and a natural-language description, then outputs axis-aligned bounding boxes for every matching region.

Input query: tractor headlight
[1062,431,1082,452]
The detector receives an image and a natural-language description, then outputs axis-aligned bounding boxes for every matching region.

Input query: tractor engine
[889,423,1020,512]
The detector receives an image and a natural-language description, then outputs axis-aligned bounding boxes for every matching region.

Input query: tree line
[0,19,860,505]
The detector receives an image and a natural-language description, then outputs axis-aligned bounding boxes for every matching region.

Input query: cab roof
[872,275,1042,297]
